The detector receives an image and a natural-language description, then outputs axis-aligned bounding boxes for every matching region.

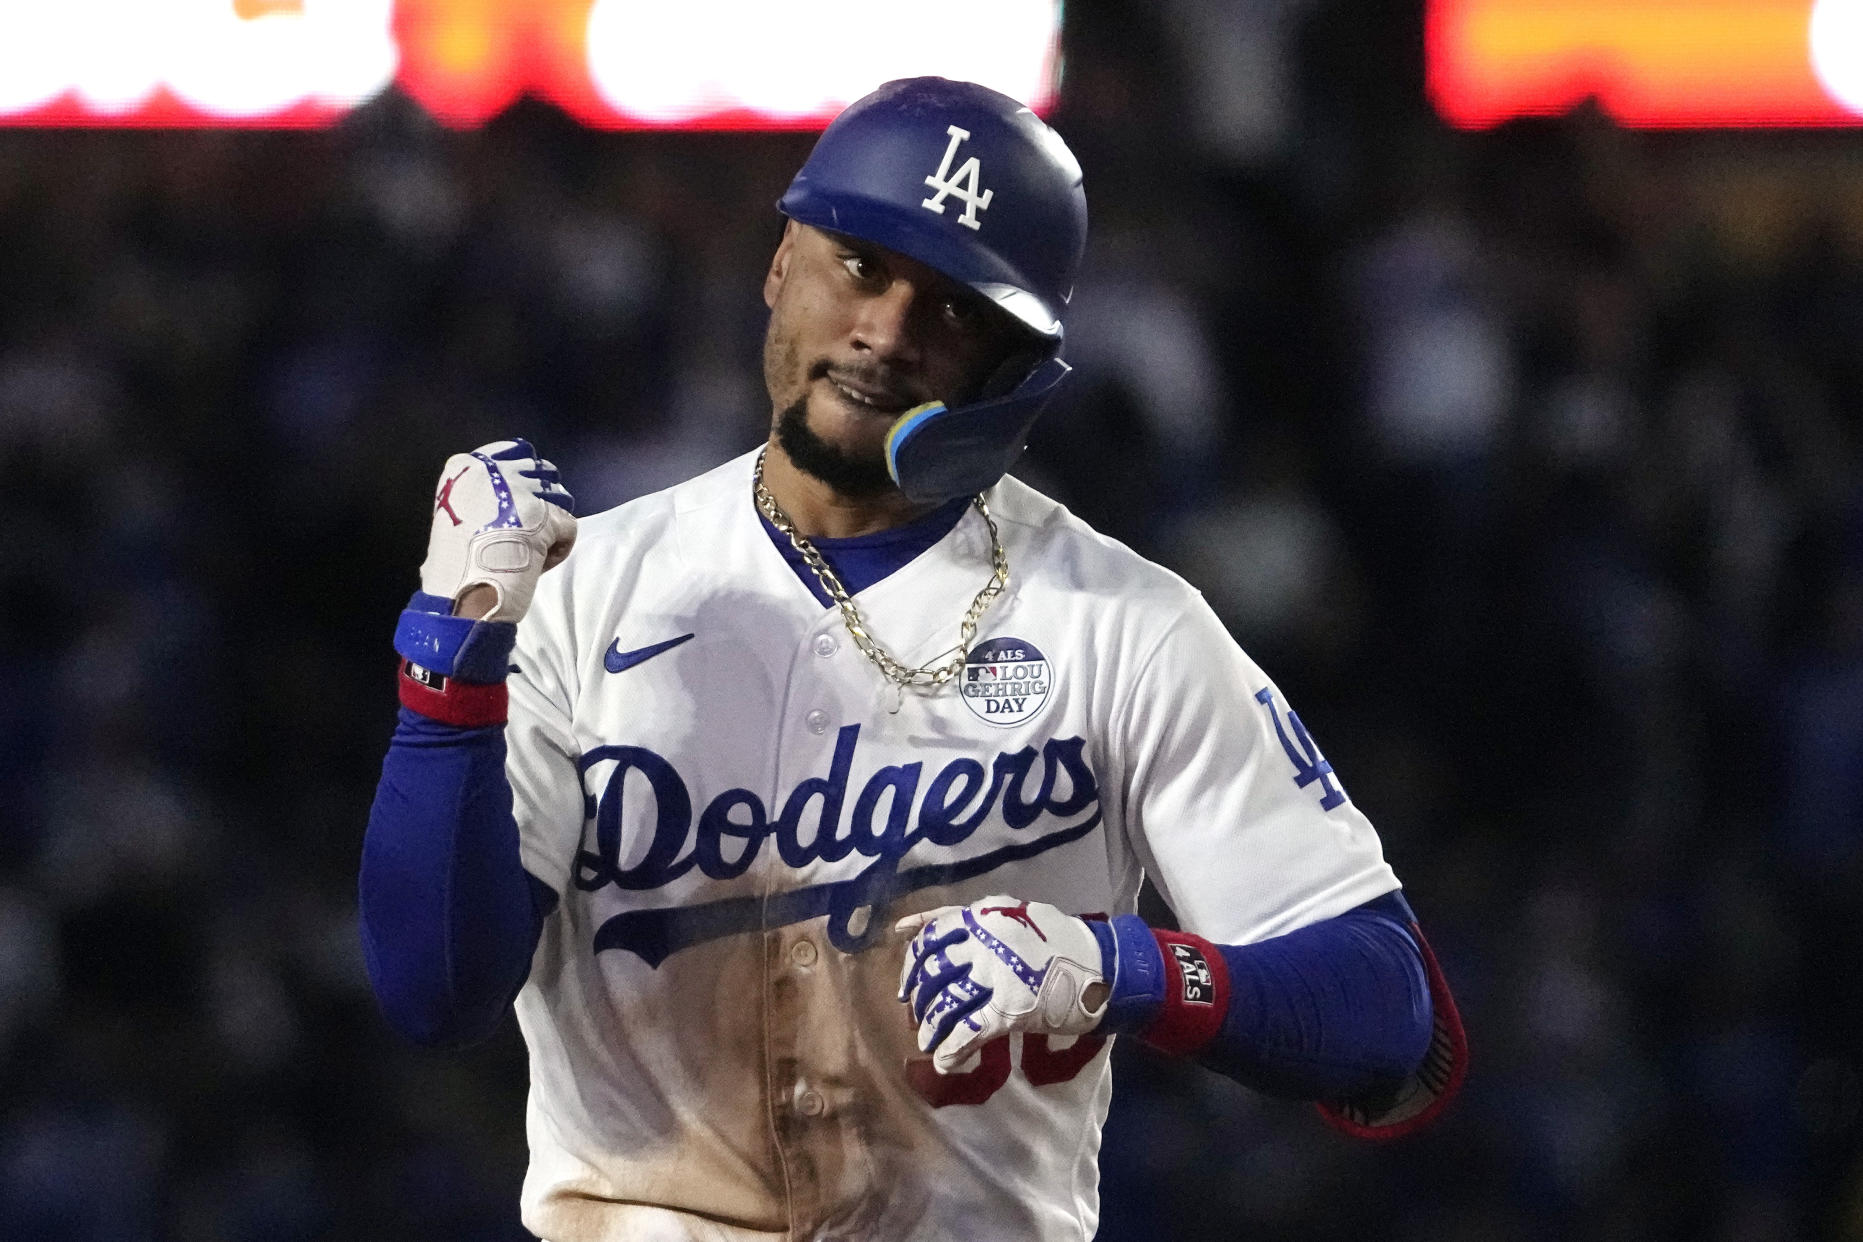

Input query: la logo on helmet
[921,125,994,230]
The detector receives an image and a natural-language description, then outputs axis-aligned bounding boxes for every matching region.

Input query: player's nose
[849,279,925,370]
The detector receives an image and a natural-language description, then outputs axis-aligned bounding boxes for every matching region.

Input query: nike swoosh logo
[604,633,695,674]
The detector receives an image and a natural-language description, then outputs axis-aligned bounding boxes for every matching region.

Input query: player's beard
[773,375,898,499]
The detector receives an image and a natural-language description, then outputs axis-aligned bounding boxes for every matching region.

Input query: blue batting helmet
[777,77,1088,503]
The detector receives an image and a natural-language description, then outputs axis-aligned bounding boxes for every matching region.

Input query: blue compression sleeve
[360,708,556,1047]
[1094,892,1433,1100]
[1205,893,1433,1098]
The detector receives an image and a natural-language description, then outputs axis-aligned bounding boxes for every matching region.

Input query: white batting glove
[419,439,576,622]
[896,896,1109,1074]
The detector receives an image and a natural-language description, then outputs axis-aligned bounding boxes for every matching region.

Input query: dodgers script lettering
[573,725,1102,965]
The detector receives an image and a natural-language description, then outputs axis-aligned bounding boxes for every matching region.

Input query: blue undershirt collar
[759,495,972,607]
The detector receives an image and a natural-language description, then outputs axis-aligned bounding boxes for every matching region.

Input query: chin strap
[884,356,1071,504]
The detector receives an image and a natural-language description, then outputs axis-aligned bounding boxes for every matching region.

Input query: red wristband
[1139,930,1231,1056]
[397,658,509,727]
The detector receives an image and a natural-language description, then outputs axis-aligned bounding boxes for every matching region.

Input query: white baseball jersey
[503,448,1401,1242]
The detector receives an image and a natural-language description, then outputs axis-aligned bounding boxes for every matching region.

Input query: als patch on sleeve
[1168,941,1214,1005]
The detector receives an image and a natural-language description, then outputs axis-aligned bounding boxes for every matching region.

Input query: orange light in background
[393,0,538,126]
[232,0,306,17]
[1428,0,1863,128]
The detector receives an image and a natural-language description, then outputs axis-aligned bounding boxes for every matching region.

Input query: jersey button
[813,633,838,657]
[805,709,829,734]
[797,1089,825,1116]
[791,938,817,967]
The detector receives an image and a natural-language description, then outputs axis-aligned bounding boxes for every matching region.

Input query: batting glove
[419,439,576,623]
[896,896,1110,1075]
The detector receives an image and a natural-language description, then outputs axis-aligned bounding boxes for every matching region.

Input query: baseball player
[361,78,1466,1242]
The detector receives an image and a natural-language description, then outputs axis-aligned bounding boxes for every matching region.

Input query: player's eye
[940,295,984,334]
[840,252,880,283]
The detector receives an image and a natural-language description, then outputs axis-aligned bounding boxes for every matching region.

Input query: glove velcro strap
[394,595,518,683]
[397,659,509,726]
[1139,930,1231,1057]
[1098,914,1166,1034]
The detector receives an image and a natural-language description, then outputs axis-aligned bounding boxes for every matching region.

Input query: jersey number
[905,1033,1108,1107]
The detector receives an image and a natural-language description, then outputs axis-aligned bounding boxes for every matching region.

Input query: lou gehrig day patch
[962,637,1052,726]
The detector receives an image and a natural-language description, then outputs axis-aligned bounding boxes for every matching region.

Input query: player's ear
[764,220,799,309]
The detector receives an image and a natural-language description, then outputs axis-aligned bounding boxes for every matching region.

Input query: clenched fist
[897,896,1110,1074]
[420,439,576,622]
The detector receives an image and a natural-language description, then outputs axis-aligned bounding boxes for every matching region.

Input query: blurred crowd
[2,2,1861,1239]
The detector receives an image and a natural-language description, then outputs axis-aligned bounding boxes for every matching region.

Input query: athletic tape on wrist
[397,658,509,727]
[393,593,518,683]
[1138,929,1231,1056]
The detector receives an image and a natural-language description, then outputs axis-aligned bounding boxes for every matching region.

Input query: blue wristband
[392,592,518,683]
[1099,913,1168,1034]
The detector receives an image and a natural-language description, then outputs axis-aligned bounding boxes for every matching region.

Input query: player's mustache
[810,359,926,408]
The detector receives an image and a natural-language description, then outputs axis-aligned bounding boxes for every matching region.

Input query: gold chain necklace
[753,448,1009,691]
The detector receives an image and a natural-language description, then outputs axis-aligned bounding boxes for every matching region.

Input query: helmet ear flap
[977,346,1048,403]
[885,356,1071,503]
